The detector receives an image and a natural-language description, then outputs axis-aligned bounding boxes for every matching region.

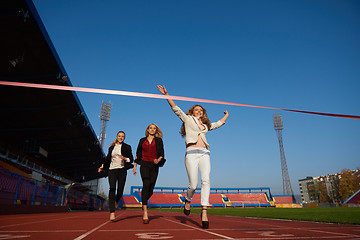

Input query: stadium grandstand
[124,186,279,208]
[343,189,360,207]
[272,195,300,208]
[0,0,107,214]
[0,0,300,215]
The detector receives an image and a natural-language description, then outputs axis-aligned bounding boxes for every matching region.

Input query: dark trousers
[140,161,159,205]
[108,168,127,213]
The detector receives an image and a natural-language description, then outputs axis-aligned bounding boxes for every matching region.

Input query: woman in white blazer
[157,85,229,229]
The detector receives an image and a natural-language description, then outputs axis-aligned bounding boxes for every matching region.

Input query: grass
[152,207,360,225]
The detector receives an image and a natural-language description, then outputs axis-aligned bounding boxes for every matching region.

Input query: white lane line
[98,229,195,232]
[73,220,110,240]
[219,217,360,238]
[97,228,311,232]
[164,218,234,240]
[0,230,86,233]
[0,234,31,239]
[73,212,125,240]
[0,213,96,228]
[304,229,360,238]
[192,236,358,240]
[0,213,66,220]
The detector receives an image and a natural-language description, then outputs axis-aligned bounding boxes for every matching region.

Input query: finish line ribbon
[1,81,359,120]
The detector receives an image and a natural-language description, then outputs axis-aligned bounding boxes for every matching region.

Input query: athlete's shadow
[113,214,163,223]
[112,214,142,222]
[149,215,163,221]
[173,215,201,228]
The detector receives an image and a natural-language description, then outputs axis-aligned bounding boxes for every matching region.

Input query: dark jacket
[135,137,166,167]
[103,143,134,171]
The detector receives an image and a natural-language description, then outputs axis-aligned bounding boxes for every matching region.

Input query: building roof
[0,0,106,182]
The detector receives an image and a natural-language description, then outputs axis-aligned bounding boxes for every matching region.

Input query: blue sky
[32,0,360,196]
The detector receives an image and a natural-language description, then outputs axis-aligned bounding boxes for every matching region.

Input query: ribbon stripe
[0,81,359,120]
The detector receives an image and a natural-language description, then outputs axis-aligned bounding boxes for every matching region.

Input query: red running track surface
[0,209,359,239]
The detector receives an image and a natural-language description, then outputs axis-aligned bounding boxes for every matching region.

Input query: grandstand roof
[0,0,106,182]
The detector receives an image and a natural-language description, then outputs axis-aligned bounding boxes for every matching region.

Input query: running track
[0,209,359,239]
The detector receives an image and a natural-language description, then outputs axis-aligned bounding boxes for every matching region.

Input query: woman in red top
[133,123,165,224]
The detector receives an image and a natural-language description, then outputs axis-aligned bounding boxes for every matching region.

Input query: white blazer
[172,105,224,149]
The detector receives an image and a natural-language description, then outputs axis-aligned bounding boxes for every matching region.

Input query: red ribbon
[1,81,359,119]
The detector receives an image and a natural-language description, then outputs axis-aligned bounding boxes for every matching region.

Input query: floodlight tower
[273,114,294,196]
[98,101,112,196]
[99,101,112,149]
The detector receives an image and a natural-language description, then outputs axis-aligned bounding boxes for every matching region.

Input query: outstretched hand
[157,85,176,107]
[220,110,229,124]
[157,85,168,95]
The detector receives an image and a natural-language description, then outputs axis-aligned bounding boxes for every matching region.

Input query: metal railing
[0,167,66,206]
[227,201,261,208]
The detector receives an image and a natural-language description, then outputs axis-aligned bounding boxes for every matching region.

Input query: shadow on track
[173,215,202,228]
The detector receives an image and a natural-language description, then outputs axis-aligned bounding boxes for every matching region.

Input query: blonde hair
[145,123,163,139]
[180,105,211,137]
[109,131,125,148]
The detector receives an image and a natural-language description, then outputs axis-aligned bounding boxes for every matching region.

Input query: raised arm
[157,85,176,108]
[210,110,229,130]
[220,110,229,123]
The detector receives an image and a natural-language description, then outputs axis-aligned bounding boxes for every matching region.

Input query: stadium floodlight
[99,101,112,149]
[273,114,294,196]
[98,101,112,196]
[273,114,283,130]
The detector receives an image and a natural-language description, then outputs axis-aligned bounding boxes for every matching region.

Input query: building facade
[298,169,359,204]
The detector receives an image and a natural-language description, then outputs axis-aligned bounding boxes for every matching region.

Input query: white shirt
[172,105,224,149]
[109,144,130,170]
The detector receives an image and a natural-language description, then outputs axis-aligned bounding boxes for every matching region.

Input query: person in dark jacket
[133,123,165,224]
[98,131,134,221]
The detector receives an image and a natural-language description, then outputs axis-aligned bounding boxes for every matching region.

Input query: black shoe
[183,200,191,216]
[201,209,209,229]
[202,221,209,229]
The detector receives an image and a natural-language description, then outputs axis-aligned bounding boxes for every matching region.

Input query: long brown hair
[180,105,211,137]
[145,123,163,139]
[109,131,125,148]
